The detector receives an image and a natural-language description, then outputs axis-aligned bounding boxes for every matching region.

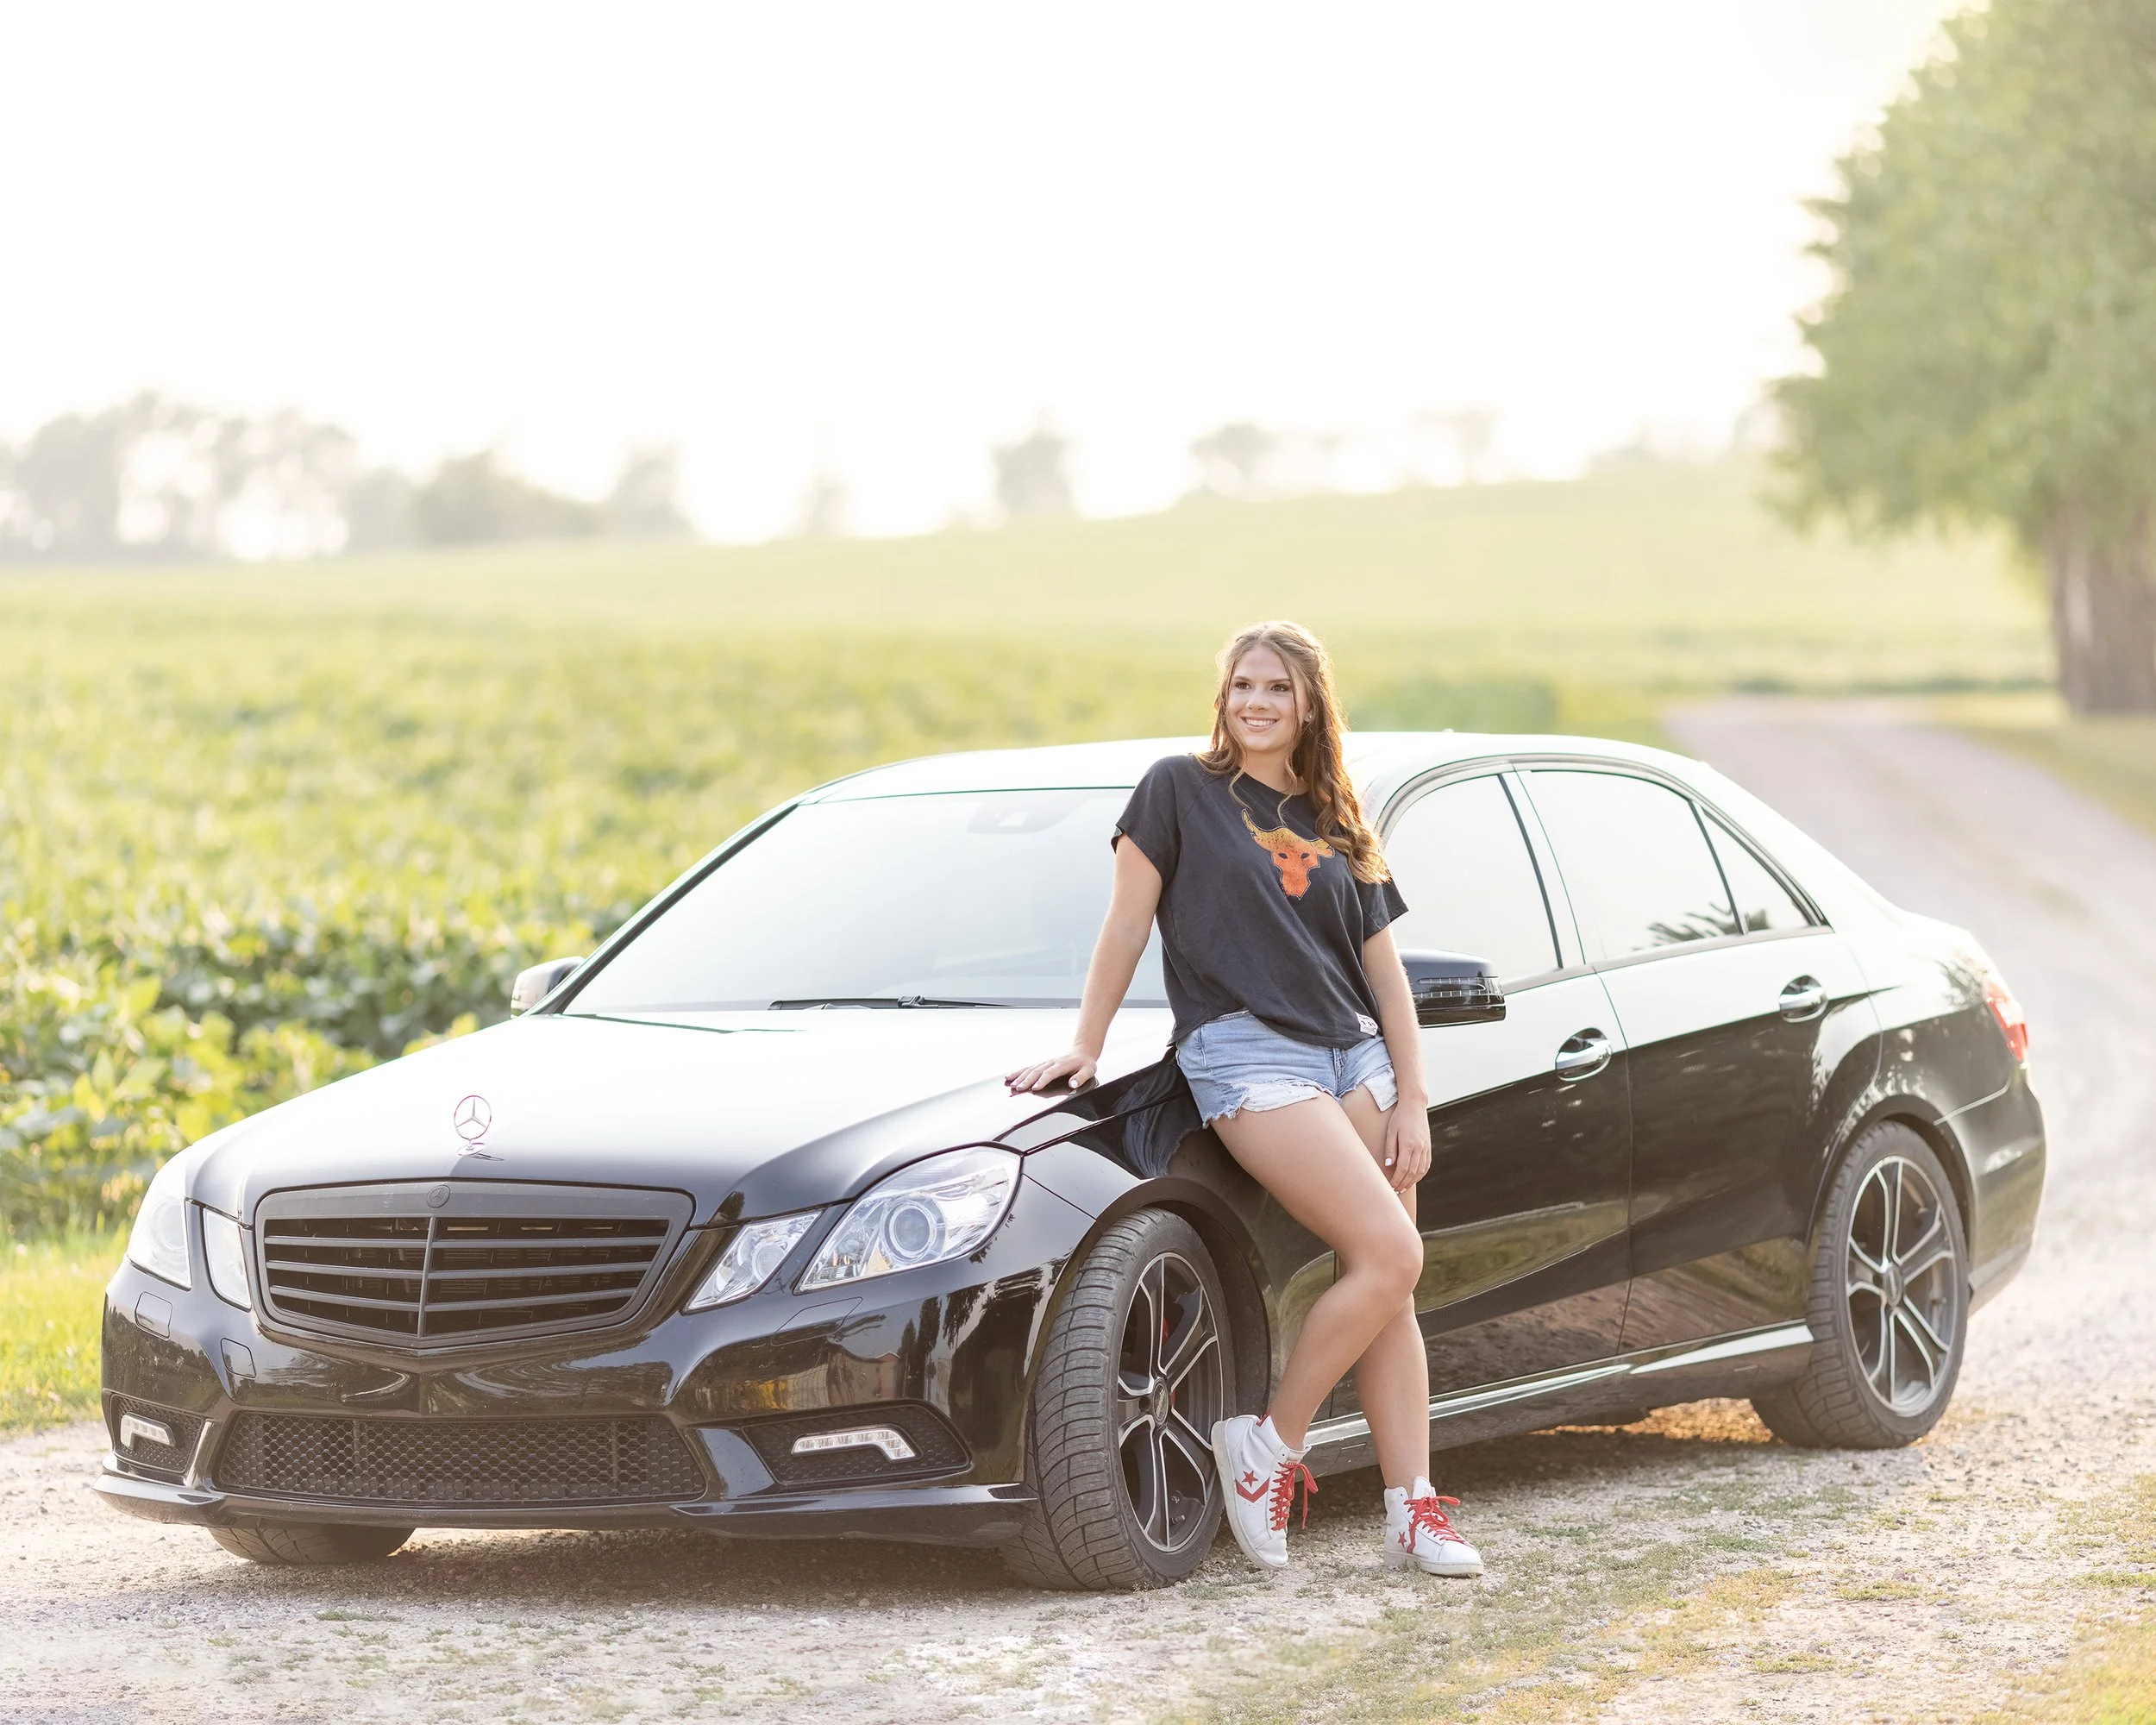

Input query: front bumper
[92,1465,1036,1547]
[97,1170,1100,1546]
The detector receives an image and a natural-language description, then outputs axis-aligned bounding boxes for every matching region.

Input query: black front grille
[255,1182,691,1346]
[214,1414,705,1506]
[106,1394,204,1480]
[741,1403,971,1488]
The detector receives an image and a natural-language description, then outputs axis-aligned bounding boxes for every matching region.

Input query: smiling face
[1223,643,1307,768]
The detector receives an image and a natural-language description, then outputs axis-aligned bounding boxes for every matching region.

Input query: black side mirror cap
[1400,950,1506,1026]
[510,956,586,1015]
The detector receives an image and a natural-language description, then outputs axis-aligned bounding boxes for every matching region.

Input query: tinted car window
[569,789,1165,1011]
[1382,775,1559,980]
[1526,770,1732,956]
[1706,814,1810,933]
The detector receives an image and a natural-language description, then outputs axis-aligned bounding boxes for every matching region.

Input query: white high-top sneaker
[1383,1479,1482,1578]
[1211,1414,1314,1571]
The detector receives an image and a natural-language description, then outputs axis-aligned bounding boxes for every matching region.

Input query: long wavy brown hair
[1195,620,1389,883]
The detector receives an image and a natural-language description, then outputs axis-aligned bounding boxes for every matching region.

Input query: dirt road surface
[4,700,2152,1723]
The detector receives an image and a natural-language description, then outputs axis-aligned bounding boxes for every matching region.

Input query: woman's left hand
[1381,1098,1432,1193]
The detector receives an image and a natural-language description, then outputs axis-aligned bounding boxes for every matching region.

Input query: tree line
[0,392,687,561]
[3,394,1502,560]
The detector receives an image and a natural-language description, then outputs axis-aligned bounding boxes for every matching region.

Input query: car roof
[805,732,1708,806]
[774,731,1903,938]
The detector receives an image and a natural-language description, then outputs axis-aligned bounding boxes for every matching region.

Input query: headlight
[200,1208,252,1310]
[685,1211,819,1311]
[799,1148,1019,1291]
[125,1157,191,1290]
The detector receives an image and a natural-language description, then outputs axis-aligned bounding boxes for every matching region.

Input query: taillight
[1984,975,2030,1065]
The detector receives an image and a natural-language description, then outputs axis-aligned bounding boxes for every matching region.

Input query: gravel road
[1623,698,2156,1720]
[4,700,2153,1724]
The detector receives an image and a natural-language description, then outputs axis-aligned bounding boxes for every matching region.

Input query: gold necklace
[1228,774,1298,829]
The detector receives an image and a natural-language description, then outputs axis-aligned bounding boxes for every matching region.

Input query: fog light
[118,1413,174,1452]
[789,1426,916,1462]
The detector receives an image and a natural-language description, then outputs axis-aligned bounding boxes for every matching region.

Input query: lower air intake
[215,1414,705,1507]
[105,1394,204,1481]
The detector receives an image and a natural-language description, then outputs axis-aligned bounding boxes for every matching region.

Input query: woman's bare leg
[1209,1094,1426,1453]
[1339,1083,1432,1491]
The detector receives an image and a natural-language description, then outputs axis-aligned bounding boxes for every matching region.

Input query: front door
[1349,770,1633,1404]
[1521,768,1877,1351]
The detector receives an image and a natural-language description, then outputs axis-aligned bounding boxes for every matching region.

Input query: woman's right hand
[1005,1049,1098,1095]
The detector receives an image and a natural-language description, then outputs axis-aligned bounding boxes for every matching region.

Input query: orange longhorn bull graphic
[1241,807,1334,897]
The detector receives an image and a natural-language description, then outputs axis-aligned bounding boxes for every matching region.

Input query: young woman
[1006,620,1482,1578]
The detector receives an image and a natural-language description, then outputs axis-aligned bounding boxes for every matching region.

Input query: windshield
[567,788,1166,1013]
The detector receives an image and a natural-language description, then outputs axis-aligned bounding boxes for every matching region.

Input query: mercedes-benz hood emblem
[452,1094,495,1157]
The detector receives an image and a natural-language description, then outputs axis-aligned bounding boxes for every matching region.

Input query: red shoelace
[1400,1493,1464,1551]
[1268,1457,1319,1533]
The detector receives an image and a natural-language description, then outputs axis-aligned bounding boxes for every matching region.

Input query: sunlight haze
[4,0,1957,539]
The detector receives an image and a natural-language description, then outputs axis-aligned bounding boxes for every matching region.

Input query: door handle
[1779,976,1827,1021]
[1554,1030,1612,1081]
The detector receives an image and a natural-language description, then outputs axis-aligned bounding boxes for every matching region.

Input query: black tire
[209,1523,415,1565]
[1753,1121,1968,1449]
[1003,1209,1231,1590]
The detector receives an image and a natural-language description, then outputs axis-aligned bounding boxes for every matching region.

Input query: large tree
[1777,0,2156,711]
[993,422,1075,518]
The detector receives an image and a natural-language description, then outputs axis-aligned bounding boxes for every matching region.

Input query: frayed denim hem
[1198,1077,1326,1127]
[1176,1010,1399,1129]
[1200,1071,1399,1127]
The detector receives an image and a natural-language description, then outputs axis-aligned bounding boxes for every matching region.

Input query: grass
[1965,711,2156,838]
[1933,689,2156,840]
[0,1227,122,1431]
[2015,1619,2156,1724]
[1999,1618,2156,1724]
[1981,1476,2156,1724]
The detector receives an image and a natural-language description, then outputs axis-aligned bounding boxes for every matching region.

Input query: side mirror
[510,956,586,1015]
[1400,950,1505,1026]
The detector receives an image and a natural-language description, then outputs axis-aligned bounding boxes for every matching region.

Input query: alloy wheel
[1114,1250,1225,1552]
[1845,1154,1960,1415]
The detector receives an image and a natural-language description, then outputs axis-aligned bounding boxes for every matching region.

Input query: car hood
[187,1007,1178,1226]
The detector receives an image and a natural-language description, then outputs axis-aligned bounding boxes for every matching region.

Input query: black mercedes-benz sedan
[97,733,2045,1589]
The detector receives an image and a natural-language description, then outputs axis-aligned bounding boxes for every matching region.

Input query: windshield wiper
[769,995,1013,1010]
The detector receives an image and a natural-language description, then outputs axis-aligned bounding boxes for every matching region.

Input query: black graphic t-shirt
[1114,754,1407,1050]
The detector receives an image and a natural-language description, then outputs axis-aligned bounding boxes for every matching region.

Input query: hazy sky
[4,1,1956,539]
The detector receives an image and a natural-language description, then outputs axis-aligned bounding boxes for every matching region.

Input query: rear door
[1364,769,1633,1398]
[1520,767,1875,1350]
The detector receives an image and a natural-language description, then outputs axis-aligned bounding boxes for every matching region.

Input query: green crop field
[43,457,2037,690]
[0,457,2045,1247]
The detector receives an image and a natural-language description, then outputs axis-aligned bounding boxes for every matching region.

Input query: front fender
[1019,1132,1279,1421]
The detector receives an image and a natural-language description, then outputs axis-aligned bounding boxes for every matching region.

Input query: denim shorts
[1175,1011,1399,1127]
